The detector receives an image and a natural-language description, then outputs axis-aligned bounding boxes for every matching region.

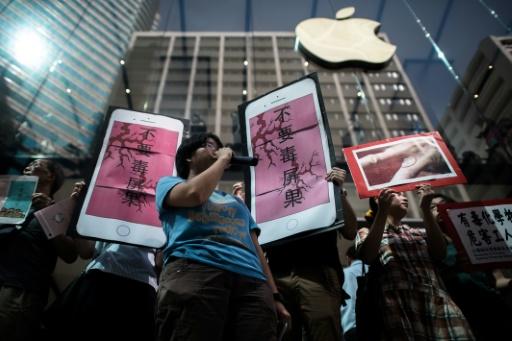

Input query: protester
[0,159,77,341]
[420,185,512,340]
[154,132,290,341]
[356,187,474,340]
[341,245,368,341]
[264,167,358,341]
[44,181,160,341]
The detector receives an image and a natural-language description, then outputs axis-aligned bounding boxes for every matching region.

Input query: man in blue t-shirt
[155,133,290,341]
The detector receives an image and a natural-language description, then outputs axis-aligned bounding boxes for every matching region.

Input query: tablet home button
[286,219,298,230]
[116,224,130,236]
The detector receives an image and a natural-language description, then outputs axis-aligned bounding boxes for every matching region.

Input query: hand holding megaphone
[231,155,259,167]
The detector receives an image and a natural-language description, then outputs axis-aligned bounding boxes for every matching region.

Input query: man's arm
[358,189,394,263]
[326,167,357,240]
[165,148,232,208]
[341,193,357,240]
[417,185,447,261]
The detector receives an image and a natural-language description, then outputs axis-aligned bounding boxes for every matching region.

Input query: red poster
[343,132,466,198]
[438,199,512,270]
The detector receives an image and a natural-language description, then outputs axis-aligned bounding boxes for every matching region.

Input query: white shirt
[341,259,368,333]
[85,242,158,290]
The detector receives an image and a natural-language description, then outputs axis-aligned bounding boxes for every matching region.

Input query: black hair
[27,159,65,196]
[430,193,456,204]
[175,133,223,179]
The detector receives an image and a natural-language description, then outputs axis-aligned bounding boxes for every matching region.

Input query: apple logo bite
[295,7,396,69]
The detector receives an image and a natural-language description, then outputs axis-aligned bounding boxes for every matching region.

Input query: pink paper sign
[249,94,328,223]
[95,147,175,195]
[108,121,179,155]
[87,186,160,227]
[86,121,179,227]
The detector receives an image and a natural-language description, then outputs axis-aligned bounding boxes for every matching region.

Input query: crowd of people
[1,132,511,341]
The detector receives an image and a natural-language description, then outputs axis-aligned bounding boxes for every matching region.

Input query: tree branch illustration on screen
[251,114,281,168]
[105,122,158,210]
[252,102,323,209]
[249,93,329,223]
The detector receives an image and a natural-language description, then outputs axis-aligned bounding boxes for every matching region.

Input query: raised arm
[66,180,94,260]
[326,167,357,240]
[358,189,394,263]
[417,185,447,261]
[166,147,232,208]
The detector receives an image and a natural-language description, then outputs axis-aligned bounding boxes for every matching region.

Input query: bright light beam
[13,29,48,69]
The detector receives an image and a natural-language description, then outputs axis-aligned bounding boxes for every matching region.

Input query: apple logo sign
[295,7,396,68]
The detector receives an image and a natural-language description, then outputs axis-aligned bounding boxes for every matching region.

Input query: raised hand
[71,181,86,199]
[214,147,233,166]
[32,192,54,210]
[416,184,436,210]
[325,167,346,187]
[377,188,396,212]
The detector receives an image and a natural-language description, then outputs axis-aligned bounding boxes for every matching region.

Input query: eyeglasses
[202,140,219,151]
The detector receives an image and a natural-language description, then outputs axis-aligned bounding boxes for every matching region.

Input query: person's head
[175,133,223,179]
[388,191,408,215]
[23,159,64,196]
[429,193,456,221]
[232,181,245,200]
[369,190,409,223]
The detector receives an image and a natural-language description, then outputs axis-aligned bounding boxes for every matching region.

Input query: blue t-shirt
[155,176,266,281]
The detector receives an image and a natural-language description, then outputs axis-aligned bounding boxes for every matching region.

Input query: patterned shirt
[356,224,444,294]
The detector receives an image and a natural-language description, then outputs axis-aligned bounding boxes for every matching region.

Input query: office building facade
[110,31,474,217]
[0,0,158,174]
[441,35,512,199]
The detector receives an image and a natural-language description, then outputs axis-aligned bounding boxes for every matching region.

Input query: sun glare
[13,29,48,69]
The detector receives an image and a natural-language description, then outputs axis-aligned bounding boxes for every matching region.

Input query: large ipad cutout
[77,108,184,248]
[239,74,340,245]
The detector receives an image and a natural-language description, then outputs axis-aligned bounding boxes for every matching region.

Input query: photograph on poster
[344,132,466,198]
